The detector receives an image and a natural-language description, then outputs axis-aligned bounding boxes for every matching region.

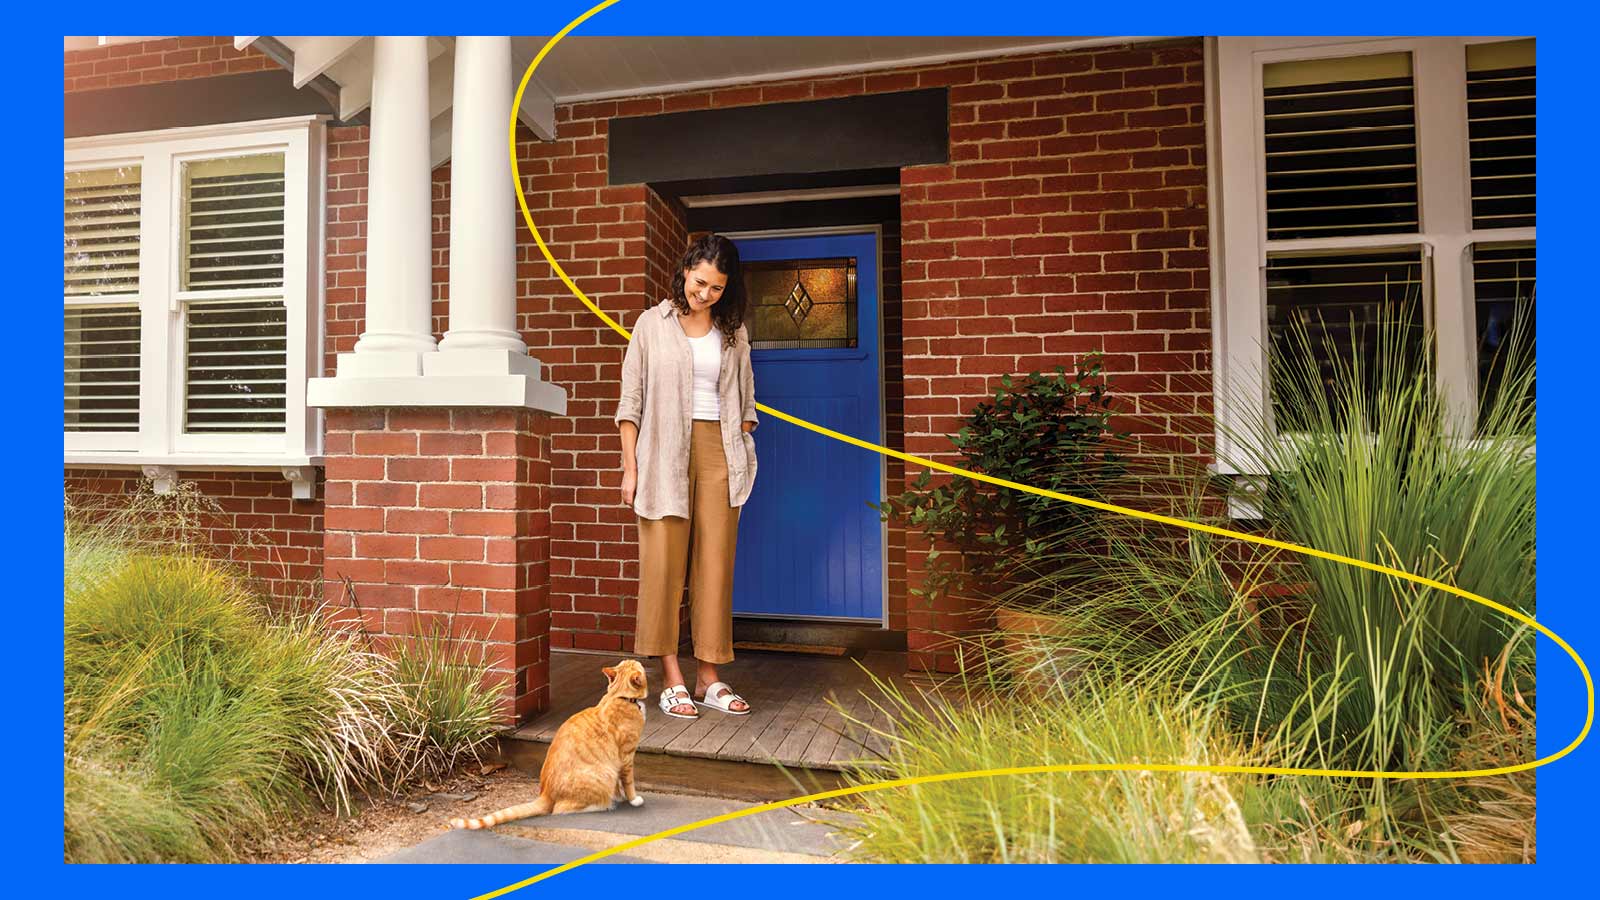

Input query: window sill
[64,452,324,499]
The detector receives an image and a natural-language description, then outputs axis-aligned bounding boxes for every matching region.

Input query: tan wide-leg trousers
[633,420,740,664]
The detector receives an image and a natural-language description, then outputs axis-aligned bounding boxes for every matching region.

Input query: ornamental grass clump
[64,552,399,863]
[834,666,1264,864]
[63,496,504,863]
[839,309,1536,863]
[387,619,505,784]
[1222,307,1535,774]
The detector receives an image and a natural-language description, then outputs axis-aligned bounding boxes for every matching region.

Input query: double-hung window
[1208,37,1535,471]
[64,117,325,486]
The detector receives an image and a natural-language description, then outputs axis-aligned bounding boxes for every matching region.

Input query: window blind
[1264,247,1428,427]
[1472,242,1535,421]
[65,305,142,433]
[181,154,286,291]
[183,299,289,433]
[1467,40,1535,229]
[1263,53,1419,240]
[180,153,289,434]
[65,166,142,433]
[64,166,141,297]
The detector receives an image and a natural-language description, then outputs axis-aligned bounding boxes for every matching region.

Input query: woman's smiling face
[682,260,728,312]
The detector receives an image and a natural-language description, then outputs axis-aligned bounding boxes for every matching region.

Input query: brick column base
[322,407,553,722]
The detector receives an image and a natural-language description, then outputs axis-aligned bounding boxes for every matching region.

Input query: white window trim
[1206,36,1534,476]
[64,115,328,476]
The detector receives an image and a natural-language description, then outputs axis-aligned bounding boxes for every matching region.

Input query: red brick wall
[881,218,908,633]
[64,468,325,607]
[327,125,370,370]
[510,134,654,653]
[894,42,1211,669]
[65,37,1214,674]
[321,408,554,720]
[502,39,1211,666]
[64,36,277,93]
[644,189,689,311]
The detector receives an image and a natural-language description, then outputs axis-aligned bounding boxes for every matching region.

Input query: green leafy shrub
[873,355,1124,607]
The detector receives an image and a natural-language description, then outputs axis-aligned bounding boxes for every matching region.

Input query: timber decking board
[796,685,855,768]
[681,656,783,758]
[659,656,780,756]
[511,648,939,772]
[756,671,832,765]
[824,680,883,770]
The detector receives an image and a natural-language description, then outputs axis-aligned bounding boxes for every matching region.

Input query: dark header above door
[609,88,948,185]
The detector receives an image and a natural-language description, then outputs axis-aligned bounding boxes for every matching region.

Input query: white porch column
[426,36,537,378]
[307,34,563,415]
[343,35,436,375]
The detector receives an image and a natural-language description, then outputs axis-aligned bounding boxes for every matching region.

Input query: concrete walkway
[375,792,860,865]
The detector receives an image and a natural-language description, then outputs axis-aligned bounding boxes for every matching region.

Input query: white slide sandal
[696,681,751,716]
[658,686,699,719]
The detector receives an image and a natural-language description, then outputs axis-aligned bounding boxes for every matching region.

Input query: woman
[614,234,759,719]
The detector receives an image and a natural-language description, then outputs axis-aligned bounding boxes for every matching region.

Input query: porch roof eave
[239,34,1184,167]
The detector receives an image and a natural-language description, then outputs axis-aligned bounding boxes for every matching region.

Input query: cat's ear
[630,671,646,690]
[602,666,617,684]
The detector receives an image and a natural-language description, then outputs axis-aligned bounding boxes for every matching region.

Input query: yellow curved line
[493,3,1590,892]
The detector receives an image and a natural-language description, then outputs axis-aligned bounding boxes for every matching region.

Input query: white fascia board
[512,43,559,140]
[430,109,453,170]
[516,75,558,141]
[556,35,1176,103]
[293,35,367,89]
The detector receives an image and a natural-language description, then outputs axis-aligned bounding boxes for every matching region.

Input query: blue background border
[27,3,1584,894]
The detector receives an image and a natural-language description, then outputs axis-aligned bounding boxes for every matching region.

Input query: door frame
[722,224,890,629]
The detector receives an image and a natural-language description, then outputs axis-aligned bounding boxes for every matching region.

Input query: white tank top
[687,329,722,421]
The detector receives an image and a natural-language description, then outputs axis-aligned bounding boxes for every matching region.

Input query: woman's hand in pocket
[621,469,637,506]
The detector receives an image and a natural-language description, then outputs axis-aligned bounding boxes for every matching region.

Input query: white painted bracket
[281,466,317,500]
[141,465,178,495]
[1225,474,1268,521]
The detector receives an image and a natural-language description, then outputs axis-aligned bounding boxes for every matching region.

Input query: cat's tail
[449,795,552,830]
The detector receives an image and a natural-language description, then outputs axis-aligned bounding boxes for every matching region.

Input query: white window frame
[1207,36,1534,476]
[64,116,327,471]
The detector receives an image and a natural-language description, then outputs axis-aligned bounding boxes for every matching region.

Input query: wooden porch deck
[509,648,944,772]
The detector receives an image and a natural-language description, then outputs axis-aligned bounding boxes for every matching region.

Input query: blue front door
[731,232,883,621]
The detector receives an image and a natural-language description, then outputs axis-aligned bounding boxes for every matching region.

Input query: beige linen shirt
[614,298,759,520]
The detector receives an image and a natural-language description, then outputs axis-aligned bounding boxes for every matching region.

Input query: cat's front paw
[629,795,645,807]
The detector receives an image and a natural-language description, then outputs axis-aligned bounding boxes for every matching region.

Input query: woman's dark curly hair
[669,234,747,349]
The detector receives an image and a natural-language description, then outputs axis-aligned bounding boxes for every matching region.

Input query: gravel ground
[243,765,538,864]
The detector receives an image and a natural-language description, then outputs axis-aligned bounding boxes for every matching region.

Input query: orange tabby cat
[450,659,649,829]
